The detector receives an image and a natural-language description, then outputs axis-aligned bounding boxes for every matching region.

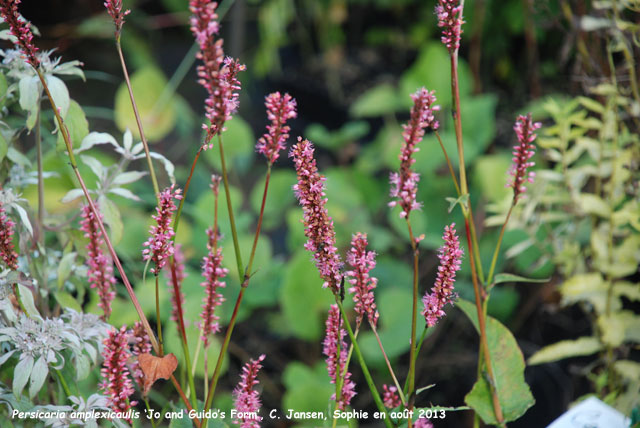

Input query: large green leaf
[528,337,603,365]
[114,66,178,141]
[457,299,534,424]
[282,362,333,420]
[56,100,89,152]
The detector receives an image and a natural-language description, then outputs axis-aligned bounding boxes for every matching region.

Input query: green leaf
[493,273,549,285]
[282,362,333,419]
[17,284,40,319]
[0,131,8,162]
[56,100,89,152]
[28,356,48,399]
[528,337,603,365]
[18,75,40,131]
[350,84,403,117]
[559,273,613,315]
[57,252,77,289]
[114,66,177,141]
[13,355,34,398]
[53,291,82,313]
[98,195,123,245]
[578,194,611,218]
[445,193,469,213]
[473,154,511,203]
[280,251,334,340]
[46,75,70,118]
[458,299,535,424]
[597,311,640,347]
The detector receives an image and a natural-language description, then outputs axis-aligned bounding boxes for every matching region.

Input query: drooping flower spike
[189,0,245,145]
[422,223,462,327]
[142,185,182,274]
[0,0,39,67]
[436,0,464,53]
[232,354,265,428]
[130,321,152,390]
[0,200,18,270]
[508,113,541,203]
[104,0,131,39]
[290,138,343,292]
[323,305,356,410]
[256,92,297,164]
[100,326,136,418]
[389,88,440,219]
[346,233,379,327]
[80,205,116,320]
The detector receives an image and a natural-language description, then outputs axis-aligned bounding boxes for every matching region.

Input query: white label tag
[547,396,630,428]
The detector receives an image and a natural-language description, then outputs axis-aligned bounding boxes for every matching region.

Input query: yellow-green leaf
[528,337,603,365]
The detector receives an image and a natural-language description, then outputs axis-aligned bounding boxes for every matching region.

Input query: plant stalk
[35,107,44,246]
[486,203,514,286]
[218,134,244,279]
[370,321,406,406]
[405,218,419,428]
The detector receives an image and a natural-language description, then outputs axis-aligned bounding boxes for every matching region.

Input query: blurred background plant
[0,0,637,427]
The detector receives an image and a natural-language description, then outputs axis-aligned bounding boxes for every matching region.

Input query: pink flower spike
[390,88,440,219]
[323,305,357,410]
[0,200,18,270]
[198,227,227,346]
[142,185,182,274]
[436,0,464,52]
[383,384,401,409]
[0,0,39,67]
[508,113,541,203]
[290,137,343,292]
[422,223,462,327]
[129,321,152,390]
[415,417,434,428]
[100,326,136,419]
[346,233,379,328]
[232,354,265,428]
[80,205,116,320]
[104,0,131,38]
[256,92,297,164]
[164,243,187,324]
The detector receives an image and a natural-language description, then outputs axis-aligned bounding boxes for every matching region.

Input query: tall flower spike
[389,88,440,219]
[165,243,186,323]
[190,0,245,145]
[0,0,39,67]
[346,233,379,327]
[104,0,130,39]
[436,0,464,52]
[323,305,356,410]
[508,113,540,203]
[100,326,136,418]
[198,227,227,346]
[0,200,18,270]
[129,321,152,390]
[290,138,342,292]
[232,354,265,428]
[256,92,297,164]
[383,384,401,409]
[80,205,116,320]
[422,223,462,327]
[142,185,182,274]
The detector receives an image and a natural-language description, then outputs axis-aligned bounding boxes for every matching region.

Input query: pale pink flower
[0,200,18,270]
[0,0,39,67]
[436,0,464,52]
[508,113,540,202]
[142,185,182,274]
[290,138,343,292]
[198,227,227,346]
[100,326,136,418]
[256,92,297,164]
[80,205,116,320]
[383,384,401,409]
[422,223,462,327]
[415,417,434,428]
[389,88,440,219]
[232,354,265,428]
[104,0,130,38]
[346,233,379,327]
[323,305,356,410]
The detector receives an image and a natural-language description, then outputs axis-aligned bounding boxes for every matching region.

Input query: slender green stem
[173,147,203,236]
[243,165,271,284]
[144,398,158,428]
[486,203,514,286]
[218,134,244,279]
[54,369,71,398]
[435,130,461,196]
[403,326,428,396]
[35,107,44,246]
[370,321,406,406]
[115,41,160,199]
[405,218,419,428]
[155,274,164,356]
[12,284,28,316]
[331,327,360,428]
[335,299,393,428]
[35,68,199,424]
